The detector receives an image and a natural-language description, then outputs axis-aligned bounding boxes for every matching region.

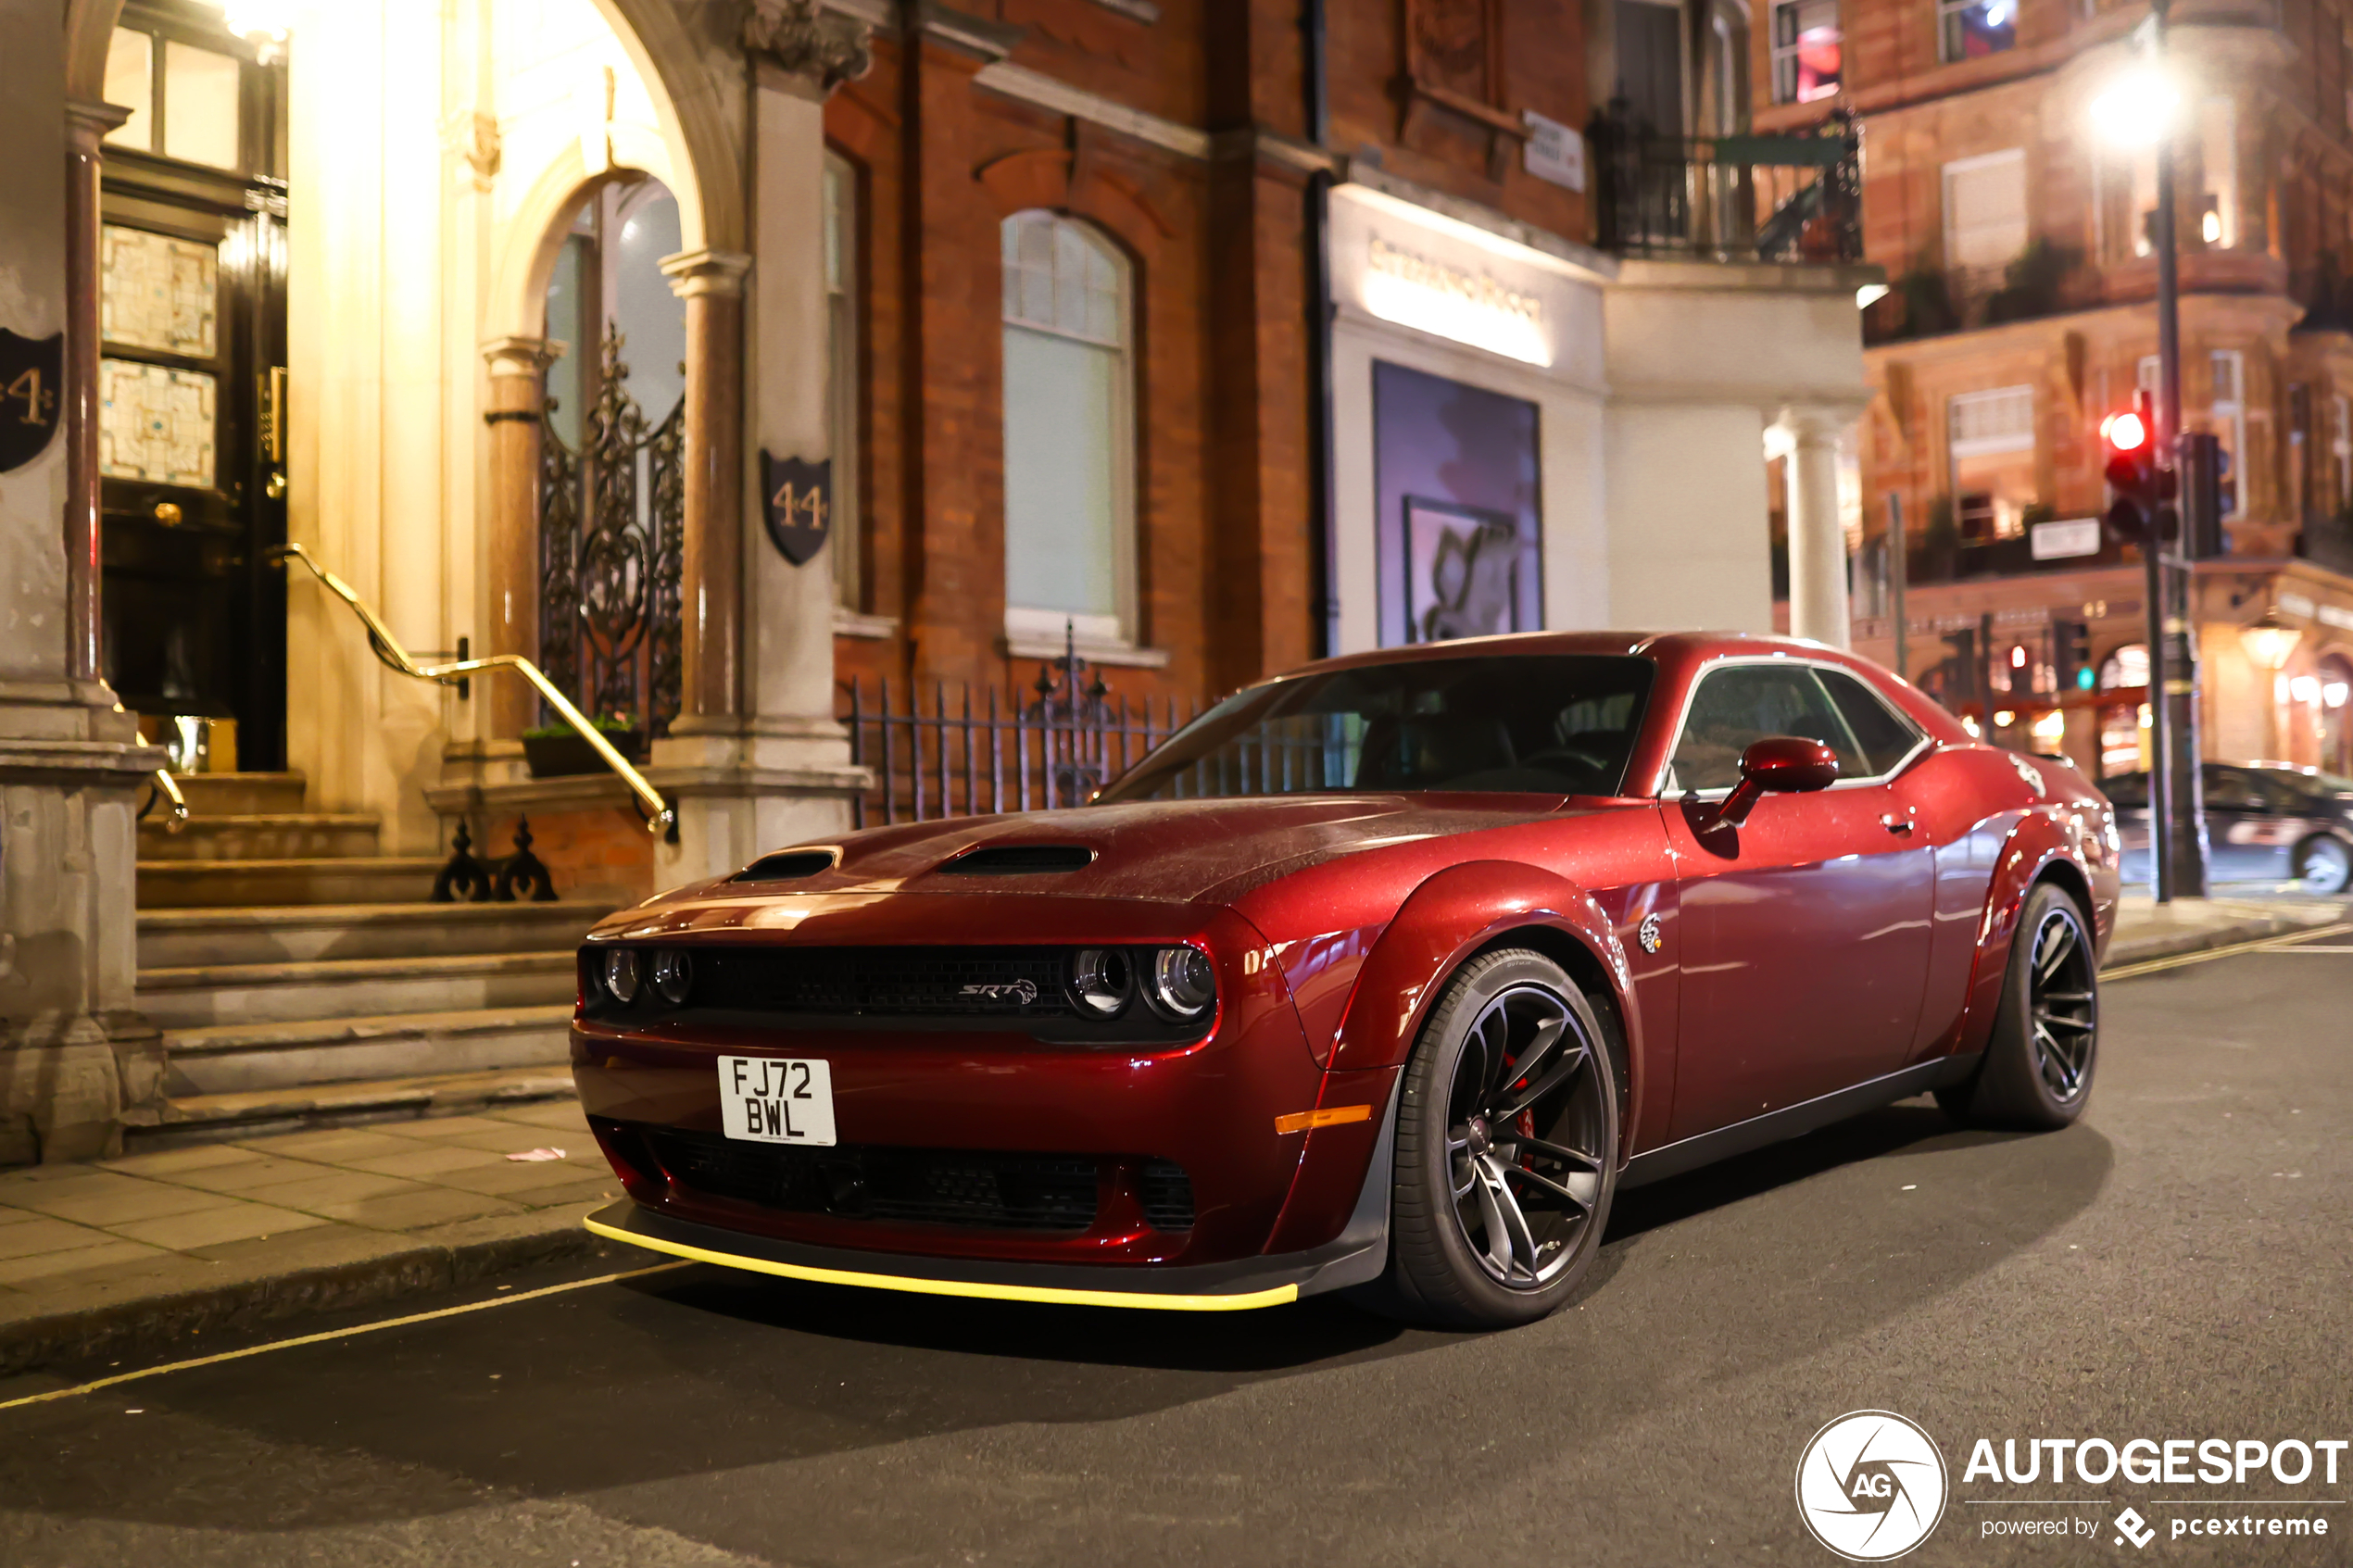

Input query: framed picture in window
[1403,495,1526,644]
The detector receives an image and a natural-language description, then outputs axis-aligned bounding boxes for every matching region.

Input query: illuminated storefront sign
[1361,236,1550,367]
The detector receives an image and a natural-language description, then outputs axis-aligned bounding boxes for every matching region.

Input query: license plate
[718,1056,837,1146]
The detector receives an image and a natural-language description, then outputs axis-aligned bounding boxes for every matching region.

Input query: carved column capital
[661,247,755,301]
[481,335,562,378]
[740,0,873,93]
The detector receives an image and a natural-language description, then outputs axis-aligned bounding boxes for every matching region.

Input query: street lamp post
[2093,0,2209,903]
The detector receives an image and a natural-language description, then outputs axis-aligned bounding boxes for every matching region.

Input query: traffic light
[2101,391,2176,546]
[2052,616,2092,693]
[2178,431,2223,558]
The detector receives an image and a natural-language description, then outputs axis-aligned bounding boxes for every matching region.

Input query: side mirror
[1705,736,1840,832]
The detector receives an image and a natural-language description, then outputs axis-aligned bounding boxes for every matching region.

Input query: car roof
[1272,630,1850,680]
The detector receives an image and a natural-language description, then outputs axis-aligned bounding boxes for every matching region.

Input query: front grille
[686,947,1072,1020]
[640,1125,1101,1233]
[1139,1158,1195,1232]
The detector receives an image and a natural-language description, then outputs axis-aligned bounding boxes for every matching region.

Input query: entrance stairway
[130,772,610,1147]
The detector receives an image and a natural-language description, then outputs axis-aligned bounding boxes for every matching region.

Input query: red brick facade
[824,0,1596,711]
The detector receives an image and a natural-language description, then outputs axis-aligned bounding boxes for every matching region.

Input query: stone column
[0,9,169,1164]
[659,251,751,726]
[480,336,560,743]
[61,97,126,696]
[1781,410,1851,649]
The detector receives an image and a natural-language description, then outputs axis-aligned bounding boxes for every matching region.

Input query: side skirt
[1618,1053,1982,1191]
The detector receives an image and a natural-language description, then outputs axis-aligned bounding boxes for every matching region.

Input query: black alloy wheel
[1938,882,2098,1130]
[1378,948,1619,1329]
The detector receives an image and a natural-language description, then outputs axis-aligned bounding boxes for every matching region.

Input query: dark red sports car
[576,632,2118,1328]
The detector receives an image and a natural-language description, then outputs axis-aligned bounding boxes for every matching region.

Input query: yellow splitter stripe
[583,1215,1301,1311]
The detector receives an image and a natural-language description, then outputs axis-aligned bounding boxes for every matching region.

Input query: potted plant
[522,710,644,779]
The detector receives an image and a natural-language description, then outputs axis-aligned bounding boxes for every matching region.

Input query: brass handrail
[274,543,675,839]
[142,768,189,832]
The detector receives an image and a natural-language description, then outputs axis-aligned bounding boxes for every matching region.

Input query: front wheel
[1937,883,2097,1130]
[2294,834,2352,896]
[1380,948,1620,1330]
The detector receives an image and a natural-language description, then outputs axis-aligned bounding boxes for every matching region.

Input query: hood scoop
[734,849,837,882]
[937,844,1097,875]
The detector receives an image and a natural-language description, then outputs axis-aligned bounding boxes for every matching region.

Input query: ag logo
[1794,1410,1948,1562]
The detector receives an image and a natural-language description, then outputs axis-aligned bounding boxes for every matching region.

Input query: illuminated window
[1000,211,1135,648]
[2210,350,2245,521]
[2199,98,2236,249]
[1770,0,1842,105]
[1949,385,2035,544]
[1939,0,2016,62]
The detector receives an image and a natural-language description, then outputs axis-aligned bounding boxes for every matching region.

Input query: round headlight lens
[1071,947,1134,1016]
[602,947,642,1006]
[650,948,693,1006]
[1145,946,1216,1022]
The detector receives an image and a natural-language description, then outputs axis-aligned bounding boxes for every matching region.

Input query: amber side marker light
[1274,1104,1375,1135]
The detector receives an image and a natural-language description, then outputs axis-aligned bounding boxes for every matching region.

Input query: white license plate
[718,1056,837,1146]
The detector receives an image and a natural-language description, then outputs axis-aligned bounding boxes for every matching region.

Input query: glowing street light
[2088,68,2182,147]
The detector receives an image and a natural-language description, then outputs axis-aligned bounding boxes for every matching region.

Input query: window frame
[1941,147,2028,276]
[998,209,1140,651]
[1657,655,1931,799]
[1937,0,2017,64]
[1768,0,1842,107]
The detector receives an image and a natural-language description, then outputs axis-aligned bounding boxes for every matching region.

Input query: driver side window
[1670,665,1865,792]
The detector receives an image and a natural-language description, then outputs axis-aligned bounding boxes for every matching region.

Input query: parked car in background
[2102,763,2353,894]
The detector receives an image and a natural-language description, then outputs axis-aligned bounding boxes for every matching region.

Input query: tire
[2293,834,2353,896]
[1936,883,2098,1131]
[1380,947,1620,1330]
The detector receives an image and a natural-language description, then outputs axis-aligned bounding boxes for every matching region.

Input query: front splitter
[585,1199,1381,1311]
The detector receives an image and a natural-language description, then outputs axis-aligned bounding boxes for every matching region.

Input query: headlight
[1071,947,1134,1016]
[603,947,642,1005]
[650,948,693,1006]
[1144,946,1216,1022]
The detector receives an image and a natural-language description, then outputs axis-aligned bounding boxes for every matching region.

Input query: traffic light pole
[2146,0,2208,901]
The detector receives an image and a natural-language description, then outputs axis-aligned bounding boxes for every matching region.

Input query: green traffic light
[2076,668,2095,690]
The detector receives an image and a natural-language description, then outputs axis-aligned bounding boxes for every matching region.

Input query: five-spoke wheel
[1938,882,2099,1129]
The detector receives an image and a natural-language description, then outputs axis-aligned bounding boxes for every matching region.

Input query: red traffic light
[2102,410,2149,452]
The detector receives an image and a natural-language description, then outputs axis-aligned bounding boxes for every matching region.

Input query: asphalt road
[3,934,2347,1567]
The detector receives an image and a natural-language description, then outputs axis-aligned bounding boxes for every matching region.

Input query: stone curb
[0,1207,623,1380]
[2102,901,2348,971]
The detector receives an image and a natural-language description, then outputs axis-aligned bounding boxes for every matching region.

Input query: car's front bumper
[585,1187,1393,1311]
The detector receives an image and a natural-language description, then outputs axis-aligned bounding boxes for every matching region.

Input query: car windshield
[1096,655,1655,802]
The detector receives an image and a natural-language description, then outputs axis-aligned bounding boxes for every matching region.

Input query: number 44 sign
[760,449,832,566]
[0,330,64,475]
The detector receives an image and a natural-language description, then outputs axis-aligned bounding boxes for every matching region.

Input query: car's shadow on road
[0,1099,2109,1533]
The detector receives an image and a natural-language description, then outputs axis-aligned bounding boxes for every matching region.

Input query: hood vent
[734,849,837,882]
[938,844,1096,875]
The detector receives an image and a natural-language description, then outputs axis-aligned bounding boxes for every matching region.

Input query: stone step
[164,771,310,816]
[145,1003,575,1098]
[137,812,383,862]
[138,857,449,909]
[137,901,612,970]
[135,950,577,1030]
[122,1064,581,1149]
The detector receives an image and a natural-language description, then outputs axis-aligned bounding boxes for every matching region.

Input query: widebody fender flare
[1324,859,1645,1160]
[1957,811,2096,1058]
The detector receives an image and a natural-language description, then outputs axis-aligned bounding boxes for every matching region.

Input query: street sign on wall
[1523,111,1585,192]
[2031,517,2102,559]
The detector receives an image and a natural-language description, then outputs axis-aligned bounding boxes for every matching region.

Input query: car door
[1661,660,1935,1142]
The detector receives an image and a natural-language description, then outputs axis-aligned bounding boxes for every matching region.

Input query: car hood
[730,795,1573,907]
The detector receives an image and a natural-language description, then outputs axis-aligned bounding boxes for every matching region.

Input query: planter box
[522,730,644,779]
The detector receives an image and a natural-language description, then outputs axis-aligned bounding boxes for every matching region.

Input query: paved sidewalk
[2106,892,2347,966]
[0,1100,623,1375]
[0,892,2341,1378]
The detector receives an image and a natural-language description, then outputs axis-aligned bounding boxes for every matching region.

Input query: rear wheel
[1380,948,1619,1330]
[1937,883,2097,1130]
[2294,834,2352,896]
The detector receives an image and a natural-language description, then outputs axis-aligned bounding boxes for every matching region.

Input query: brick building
[1767,0,2353,776]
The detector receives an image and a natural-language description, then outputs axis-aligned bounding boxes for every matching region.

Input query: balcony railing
[1591,103,1861,264]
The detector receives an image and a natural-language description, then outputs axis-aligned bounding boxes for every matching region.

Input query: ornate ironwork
[433,816,558,903]
[538,323,685,743]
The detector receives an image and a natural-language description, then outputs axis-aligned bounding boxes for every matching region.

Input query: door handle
[1881,814,1914,836]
